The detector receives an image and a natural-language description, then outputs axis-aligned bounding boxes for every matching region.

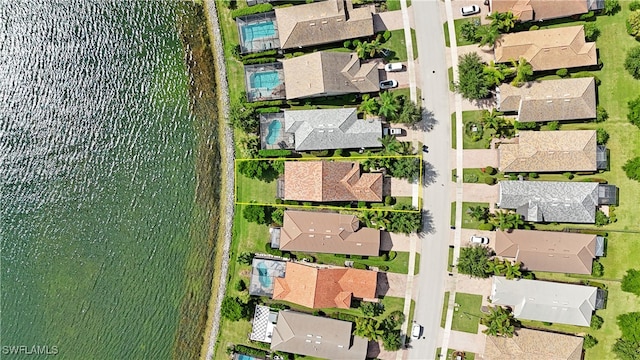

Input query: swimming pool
[242,21,276,42]
[265,120,281,145]
[237,354,261,360]
[256,262,271,288]
[250,71,280,91]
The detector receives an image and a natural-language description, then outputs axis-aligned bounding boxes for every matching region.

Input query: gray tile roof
[284,108,382,151]
[271,310,368,359]
[283,52,379,99]
[498,181,599,223]
[491,277,598,326]
[497,78,596,122]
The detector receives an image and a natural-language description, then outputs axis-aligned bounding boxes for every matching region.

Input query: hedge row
[258,149,292,158]
[233,345,268,358]
[231,4,273,19]
[246,100,286,108]
[255,106,281,114]
[242,57,277,65]
[241,49,278,60]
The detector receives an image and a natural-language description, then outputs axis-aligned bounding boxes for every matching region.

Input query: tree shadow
[414,107,438,132]
[472,94,497,109]
[422,160,438,186]
[421,209,436,235]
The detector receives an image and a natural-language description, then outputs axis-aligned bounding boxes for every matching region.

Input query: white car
[460,5,480,16]
[379,79,398,90]
[383,128,402,136]
[384,62,404,72]
[470,235,489,244]
[411,323,422,339]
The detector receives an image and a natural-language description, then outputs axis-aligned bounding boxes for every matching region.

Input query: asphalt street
[409,0,453,358]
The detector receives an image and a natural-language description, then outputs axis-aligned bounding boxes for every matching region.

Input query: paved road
[409,0,453,359]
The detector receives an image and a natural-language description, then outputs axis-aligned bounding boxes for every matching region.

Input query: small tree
[627,11,640,39]
[510,57,533,87]
[617,312,640,342]
[621,269,640,296]
[591,314,604,330]
[629,96,640,129]
[603,0,621,15]
[632,0,640,11]
[596,128,609,144]
[221,296,248,321]
[360,302,384,317]
[623,157,640,181]
[359,94,379,116]
[235,279,246,292]
[457,245,493,278]
[592,260,605,277]
[387,204,422,234]
[595,209,610,227]
[237,252,254,265]
[583,334,598,349]
[625,47,640,80]
[487,11,517,32]
[243,204,271,225]
[353,317,384,341]
[481,306,518,338]
[476,24,500,48]
[461,20,480,43]
[584,22,600,42]
[455,53,491,100]
[382,330,403,351]
[612,338,640,360]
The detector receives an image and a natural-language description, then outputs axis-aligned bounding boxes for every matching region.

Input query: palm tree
[486,257,507,276]
[397,141,415,155]
[370,211,391,230]
[476,24,500,48]
[353,317,385,341]
[510,57,533,87]
[481,108,505,131]
[359,94,379,116]
[366,39,383,58]
[490,211,513,231]
[487,11,518,32]
[378,91,400,120]
[483,61,508,87]
[355,40,367,59]
[467,205,489,222]
[378,135,401,154]
[504,261,523,280]
[481,306,517,338]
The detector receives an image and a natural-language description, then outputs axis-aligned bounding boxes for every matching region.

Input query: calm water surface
[1,1,213,358]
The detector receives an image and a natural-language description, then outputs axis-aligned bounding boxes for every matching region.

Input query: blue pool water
[265,120,282,145]
[242,21,276,42]
[238,355,260,360]
[250,71,280,91]
[257,262,272,288]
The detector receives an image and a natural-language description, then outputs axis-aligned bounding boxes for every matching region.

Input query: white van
[384,62,404,72]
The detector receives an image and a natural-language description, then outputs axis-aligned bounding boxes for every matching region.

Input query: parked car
[460,5,480,16]
[411,323,422,339]
[379,79,398,90]
[422,145,429,152]
[384,62,404,72]
[470,235,489,244]
[383,127,402,136]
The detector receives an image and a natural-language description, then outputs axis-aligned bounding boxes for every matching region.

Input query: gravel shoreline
[201,0,235,359]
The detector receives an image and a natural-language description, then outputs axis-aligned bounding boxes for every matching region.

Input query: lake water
[0,1,218,358]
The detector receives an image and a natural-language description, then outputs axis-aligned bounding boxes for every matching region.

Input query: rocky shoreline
[201,0,235,359]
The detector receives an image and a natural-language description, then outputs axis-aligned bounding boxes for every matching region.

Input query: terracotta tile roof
[499,130,597,173]
[495,230,597,274]
[494,26,597,71]
[282,52,380,99]
[497,77,596,122]
[484,328,584,360]
[490,0,589,22]
[275,0,374,50]
[272,262,377,309]
[280,210,381,256]
[284,161,383,202]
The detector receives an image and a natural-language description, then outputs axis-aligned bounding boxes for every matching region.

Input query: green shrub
[595,210,610,227]
[343,39,352,49]
[351,255,364,260]
[381,253,389,261]
[378,265,389,271]
[621,269,640,295]
[592,260,605,277]
[383,30,392,42]
[478,222,495,231]
[514,121,538,130]
[528,172,539,179]
[579,11,595,20]
[597,128,609,144]
[255,106,281,114]
[484,166,497,175]
[235,279,246,291]
[384,196,395,206]
[555,68,569,77]
[631,0,640,11]
[283,200,299,205]
[352,262,367,270]
[563,172,574,180]
[464,172,479,183]
[358,201,367,208]
[231,3,273,19]
[583,334,598,349]
[334,148,344,157]
[596,105,609,123]
[529,25,539,31]
[310,150,330,157]
[389,251,398,260]
[508,174,518,180]
[258,149,291,158]
[483,176,496,185]
[603,0,621,15]
[241,49,278,60]
[242,57,277,65]
[591,314,604,329]
[302,202,312,207]
[547,121,560,130]
[246,99,286,108]
[542,322,553,326]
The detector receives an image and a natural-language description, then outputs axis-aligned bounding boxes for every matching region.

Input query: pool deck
[259,113,293,150]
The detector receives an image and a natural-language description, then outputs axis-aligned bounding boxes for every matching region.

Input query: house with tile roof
[274,210,380,256]
[489,0,603,22]
[498,181,617,223]
[496,78,597,122]
[490,276,604,326]
[272,262,377,309]
[494,26,597,71]
[283,108,382,151]
[269,310,368,359]
[282,51,379,99]
[498,130,607,173]
[282,161,383,202]
[275,0,374,50]
[484,328,584,360]
[495,230,604,274]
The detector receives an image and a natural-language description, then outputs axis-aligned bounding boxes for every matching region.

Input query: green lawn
[451,292,483,333]
[441,291,450,327]
[414,252,421,275]
[454,17,480,46]
[384,29,409,62]
[235,167,277,204]
[411,28,419,59]
[451,202,490,229]
[448,66,455,92]
[447,246,454,271]
[387,0,402,11]
[310,251,411,274]
[450,111,494,150]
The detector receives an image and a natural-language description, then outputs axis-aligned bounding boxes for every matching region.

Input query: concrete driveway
[450,149,499,169]
[376,272,408,298]
[381,232,412,252]
[452,229,496,248]
[451,183,499,204]
[380,64,412,89]
[450,0,491,23]
[390,176,414,197]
